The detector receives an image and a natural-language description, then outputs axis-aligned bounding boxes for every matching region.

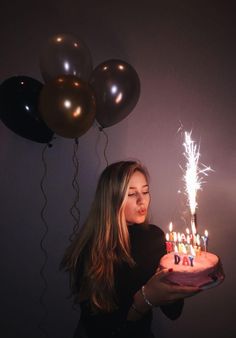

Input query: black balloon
[39,33,93,83]
[0,76,54,143]
[89,59,141,128]
[39,75,96,139]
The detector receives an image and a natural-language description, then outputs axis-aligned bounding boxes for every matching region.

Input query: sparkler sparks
[182,131,212,221]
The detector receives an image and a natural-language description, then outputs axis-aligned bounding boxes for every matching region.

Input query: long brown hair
[61,160,150,312]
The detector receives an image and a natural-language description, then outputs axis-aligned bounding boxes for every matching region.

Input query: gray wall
[0,1,235,337]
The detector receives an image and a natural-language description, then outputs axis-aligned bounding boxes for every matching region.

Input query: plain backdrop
[0,1,235,337]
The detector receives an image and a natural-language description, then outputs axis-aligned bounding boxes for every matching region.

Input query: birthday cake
[159,251,221,288]
[159,131,225,289]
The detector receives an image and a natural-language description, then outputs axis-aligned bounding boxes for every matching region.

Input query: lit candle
[177,232,182,253]
[169,222,174,241]
[165,233,173,253]
[190,244,196,257]
[201,230,208,252]
[166,233,169,242]
[182,243,187,255]
[181,233,186,243]
[173,231,178,243]
[195,234,201,256]
[186,227,194,245]
[189,245,196,266]
[177,232,182,242]
[185,229,191,254]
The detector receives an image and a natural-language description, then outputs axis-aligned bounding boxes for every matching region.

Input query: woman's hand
[128,268,200,321]
[143,268,200,307]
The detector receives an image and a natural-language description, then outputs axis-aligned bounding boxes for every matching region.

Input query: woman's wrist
[127,293,150,321]
[141,285,154,308]
[133,287,154,313]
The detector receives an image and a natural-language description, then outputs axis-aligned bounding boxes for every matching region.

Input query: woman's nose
[136,193,144,204]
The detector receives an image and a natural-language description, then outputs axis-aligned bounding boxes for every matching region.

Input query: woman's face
[124,170,150,225]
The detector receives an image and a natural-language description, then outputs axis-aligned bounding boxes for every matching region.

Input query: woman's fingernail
[168,268,173,272]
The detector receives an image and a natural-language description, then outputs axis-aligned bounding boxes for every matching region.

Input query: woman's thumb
[155,267,173,280]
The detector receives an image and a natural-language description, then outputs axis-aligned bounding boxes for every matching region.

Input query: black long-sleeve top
[74,223,184,338]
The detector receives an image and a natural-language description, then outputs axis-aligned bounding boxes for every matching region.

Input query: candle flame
[182,131,212,216]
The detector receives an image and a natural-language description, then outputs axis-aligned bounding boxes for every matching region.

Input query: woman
[61,160,200,337]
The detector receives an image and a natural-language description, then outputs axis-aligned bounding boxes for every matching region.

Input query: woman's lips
[138,208,147,216]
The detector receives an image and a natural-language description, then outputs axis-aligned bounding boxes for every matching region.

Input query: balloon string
[99,127,109,167]
[69,138,80,242]
[69,138,80,314]
[39,144,50,338]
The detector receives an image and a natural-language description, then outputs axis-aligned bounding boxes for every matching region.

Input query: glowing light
[25,105,30,111]
[56,36,63,42]
[64,100,71,108]
[111,85,118,94]
[73,106,82,117]
[182,131,212,216]
[64,61,70,71]
[115,92,122,103]
[118,64,125,70]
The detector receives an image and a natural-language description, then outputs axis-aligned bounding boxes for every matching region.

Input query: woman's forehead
[128,171,148,187]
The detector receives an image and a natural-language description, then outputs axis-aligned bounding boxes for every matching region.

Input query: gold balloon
[39,75,96,138]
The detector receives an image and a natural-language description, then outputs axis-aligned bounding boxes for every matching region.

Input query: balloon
[89,59,141,128]
[39,75,96,138]
[0,76,54,143]
[39,33,93,83]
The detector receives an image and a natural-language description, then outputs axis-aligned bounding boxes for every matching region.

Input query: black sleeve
[160,299,184,320]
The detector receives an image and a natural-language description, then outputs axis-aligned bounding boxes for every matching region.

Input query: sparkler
[182,131,212,237]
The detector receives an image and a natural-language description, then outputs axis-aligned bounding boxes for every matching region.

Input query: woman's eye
[128,191,149,197]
